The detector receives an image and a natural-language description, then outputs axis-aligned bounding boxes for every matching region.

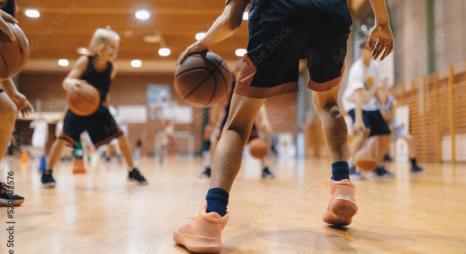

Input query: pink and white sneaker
[323,179,358,227]
[174,208,229,254]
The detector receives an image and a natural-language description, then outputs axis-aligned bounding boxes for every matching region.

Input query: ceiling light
[135,9,151,21]
[130,59,142,68]
[57,58,70,67]
[25,9,40,18]
[158,47,171,57]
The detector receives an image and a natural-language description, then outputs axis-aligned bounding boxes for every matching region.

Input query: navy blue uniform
[347,109,391,137]
[234,0,352,98]
[60,56,123,147]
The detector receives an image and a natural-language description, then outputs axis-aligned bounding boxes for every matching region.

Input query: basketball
[0,23,30,79]
[174,51,232,107]
[249,139,268,159]
[66,83,100,116]
[355,149,377,172]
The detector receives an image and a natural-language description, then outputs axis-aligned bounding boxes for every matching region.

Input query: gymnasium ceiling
[17,0,364,72]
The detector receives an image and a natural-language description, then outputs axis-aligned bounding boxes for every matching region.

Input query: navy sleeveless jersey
[81,55,113,103]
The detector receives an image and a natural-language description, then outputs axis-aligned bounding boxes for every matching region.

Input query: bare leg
[117,135,134,170]
[314,86,357,226]
[46,139,67,170]
[312,86,348,162]
[349,130,369,163]
[210,94,265,192]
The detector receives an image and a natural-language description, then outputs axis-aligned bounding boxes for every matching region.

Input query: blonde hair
[87,27,120,56]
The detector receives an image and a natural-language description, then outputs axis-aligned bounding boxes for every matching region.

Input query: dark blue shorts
[235,0,352,98]
[60,106,123,147]
[348,109,391,137]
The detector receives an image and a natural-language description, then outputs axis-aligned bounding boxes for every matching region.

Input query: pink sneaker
[323,179,358,227]
[173,208,229,254]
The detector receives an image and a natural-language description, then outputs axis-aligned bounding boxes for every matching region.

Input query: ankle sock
[206,188,229,216]
[331,161,350,181]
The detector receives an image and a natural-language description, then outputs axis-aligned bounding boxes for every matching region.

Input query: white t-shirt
[31,119,48,148]
[342,59,380,112]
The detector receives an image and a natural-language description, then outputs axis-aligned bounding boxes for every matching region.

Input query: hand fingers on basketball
[0,19,15,41]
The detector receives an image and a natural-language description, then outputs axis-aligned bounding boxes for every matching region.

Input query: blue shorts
[60,106,123,147]
[348,109,391,137]
[235,0,352,98]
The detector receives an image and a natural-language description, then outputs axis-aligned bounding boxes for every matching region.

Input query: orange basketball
[249,139,268,159]
[0,23,30,79]
[174,51,232,108]
[66,83,100,116]
[355,149,377,172]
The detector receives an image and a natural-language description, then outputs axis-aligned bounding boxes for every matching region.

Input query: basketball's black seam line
[183,69,213,100]
[217,62,228,91]
[183,58,224,101]
[176,66,212,77]
[0,52,9,75]
[216,64,229,102]
[206,60,225,105]
[218,61,229,73]
[207,67,218,106]
[217,61,229,101]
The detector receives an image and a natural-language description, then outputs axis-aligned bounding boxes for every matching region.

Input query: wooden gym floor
[2,156,466,254]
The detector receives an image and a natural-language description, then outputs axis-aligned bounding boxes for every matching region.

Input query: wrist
[375,17,390,26]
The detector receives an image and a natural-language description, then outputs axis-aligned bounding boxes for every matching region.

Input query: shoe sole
[173,231,221,254]
[324,199,358,227]
[0,199,24,207]
[42,182,56,188]
[128,178,148,185]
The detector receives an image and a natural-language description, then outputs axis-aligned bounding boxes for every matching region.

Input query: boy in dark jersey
[0,0,34,207]
[173,0,393,252]
[41,28,148,187]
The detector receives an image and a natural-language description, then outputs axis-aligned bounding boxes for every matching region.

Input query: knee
[225,124,250,142]
[0,102,17,128]
[314,94,340,115]
[322,101,342,119]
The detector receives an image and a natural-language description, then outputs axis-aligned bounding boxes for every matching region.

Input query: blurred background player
[343,41,394,179]
[41,27,148,188]
[0,0,34,207]
[376,79,424,173]
[159,119,175,166]
[30,112,48,173]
